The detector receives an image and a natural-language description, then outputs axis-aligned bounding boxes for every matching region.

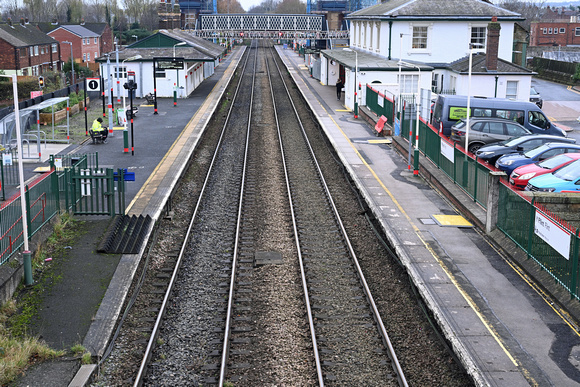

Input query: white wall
[101,60,216,99]
[439,72,533,102]
[343,68,432,111]
[351,20,515,64]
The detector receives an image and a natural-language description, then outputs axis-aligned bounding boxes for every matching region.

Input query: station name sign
[155,57,185,70]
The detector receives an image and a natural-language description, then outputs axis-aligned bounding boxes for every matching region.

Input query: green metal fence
[367,86,580,299]
[365,85,396,127]
[0,171,60,266]
[497,183,580,300]
[0,155,126,266]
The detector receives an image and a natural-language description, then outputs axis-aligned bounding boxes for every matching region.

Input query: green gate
[62,167,126,216]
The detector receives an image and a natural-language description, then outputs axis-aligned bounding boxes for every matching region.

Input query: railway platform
[10,47,245,387]
[9,43,580,386]
[276,45,580,386]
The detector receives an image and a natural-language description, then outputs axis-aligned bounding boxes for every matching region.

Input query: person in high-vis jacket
[91,117,108,143]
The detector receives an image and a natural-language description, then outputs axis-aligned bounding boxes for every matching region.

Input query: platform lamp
[343,48,358,118]
[173,42,187,106]
[122,55,142,155]
[465,43,484,158]
[0,74,32,284]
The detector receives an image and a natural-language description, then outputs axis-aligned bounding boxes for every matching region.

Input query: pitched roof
[322,48,433,71]
[127,30,225,59]
[82,23,109,36]
[159,30,225,58]
[51,25,99,38]
[95,47,215,62]
[347,0,521,20]
[0,23,57,47]
[447,52,534,74]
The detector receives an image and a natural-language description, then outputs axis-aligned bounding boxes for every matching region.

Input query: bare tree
[274,0,305,13]
[217,0,245,13]
[497,0,547,30]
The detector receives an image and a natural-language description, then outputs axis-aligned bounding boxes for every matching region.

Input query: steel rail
[132,45,252,387]
[263,44,325,386]
[218,40,259,386]
[269,44,409,387]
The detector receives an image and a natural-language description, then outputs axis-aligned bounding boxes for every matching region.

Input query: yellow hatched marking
[432,214,473,227]
[368,139,392,144]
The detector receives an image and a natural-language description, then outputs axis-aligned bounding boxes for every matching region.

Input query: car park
[496,142,580,176]
[525,159,580,192]
[529,86,542,108]
[450,117,530,153]
[475,134,576,164]
[509,153,580,190]
[430,94,565,137]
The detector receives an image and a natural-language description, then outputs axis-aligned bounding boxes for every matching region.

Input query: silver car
[450,117,531,154]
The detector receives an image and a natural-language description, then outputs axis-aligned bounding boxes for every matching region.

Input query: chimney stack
[486,16,501,71]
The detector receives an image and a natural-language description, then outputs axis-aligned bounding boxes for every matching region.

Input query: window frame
[470,26,486,49]
[411,25,428,50]
[506,80,518,100]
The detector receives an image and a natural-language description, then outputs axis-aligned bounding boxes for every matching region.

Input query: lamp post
[173,42,187,106]
[121,55,142,154]
[465,43,483,156]
[62,41,74,85]
[0,74,32,284]
[398,59,421,175]
[343,47,358,118]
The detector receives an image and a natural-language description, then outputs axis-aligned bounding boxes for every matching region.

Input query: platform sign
[3,153,12,166]
[155,57,184,70]
[87,78,101,91]
[534,210,571,259]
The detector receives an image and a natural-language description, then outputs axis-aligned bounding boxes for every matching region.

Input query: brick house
[48,25,101,63]
[82,23,114,57]
[530,6,580,47]
[0,19,61,76]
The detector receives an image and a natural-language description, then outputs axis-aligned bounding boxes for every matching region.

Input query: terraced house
[0,19,61,76]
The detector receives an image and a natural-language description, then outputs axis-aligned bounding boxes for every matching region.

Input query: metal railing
[365,85,580,300]
[0,153,126,266]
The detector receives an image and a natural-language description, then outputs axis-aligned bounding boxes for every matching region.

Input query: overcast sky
[237,0,574,13]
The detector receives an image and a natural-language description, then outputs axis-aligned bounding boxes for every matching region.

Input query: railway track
[94,40,473,387]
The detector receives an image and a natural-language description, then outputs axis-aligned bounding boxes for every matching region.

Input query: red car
[509,153,580,190]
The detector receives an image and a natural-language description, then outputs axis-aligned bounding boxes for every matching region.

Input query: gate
[62,167,126,216]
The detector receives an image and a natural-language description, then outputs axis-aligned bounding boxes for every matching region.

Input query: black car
[475,134,576,164]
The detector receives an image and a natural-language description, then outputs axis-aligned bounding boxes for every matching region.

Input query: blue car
[495,142,580,176]
[526,159,580,192]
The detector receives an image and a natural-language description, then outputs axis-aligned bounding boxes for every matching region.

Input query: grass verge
[0,213,83,385]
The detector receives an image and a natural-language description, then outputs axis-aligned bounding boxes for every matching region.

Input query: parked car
[475,135,576,164]
[525,159,580,192]
[496,142,580,176]
[450,117,531,153]
[431,94,564,136]
[509,153,580,190]
[529,86,542,108]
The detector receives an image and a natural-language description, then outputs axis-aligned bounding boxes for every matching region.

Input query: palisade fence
[0,152,126,266]
[366,86,580,300]
[497,182,580,299]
